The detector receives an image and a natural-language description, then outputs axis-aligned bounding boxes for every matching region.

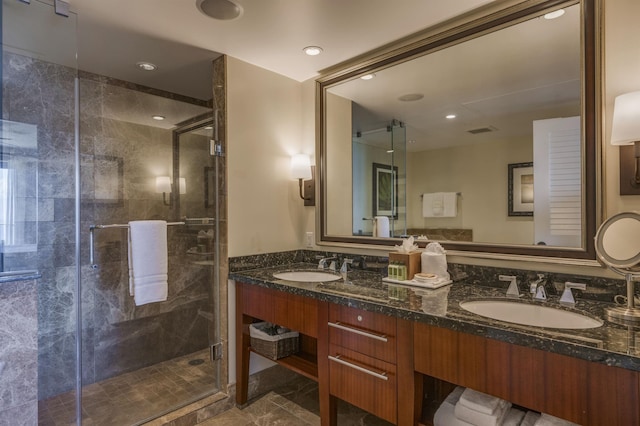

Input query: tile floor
[199,375,393,426]
[39,349,217,426]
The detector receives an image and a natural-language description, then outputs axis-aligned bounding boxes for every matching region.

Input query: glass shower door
[2,0,80,424]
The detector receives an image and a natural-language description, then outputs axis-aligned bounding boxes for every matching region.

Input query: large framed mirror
[318,0,601,260]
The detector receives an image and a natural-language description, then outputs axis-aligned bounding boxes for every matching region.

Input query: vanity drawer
[328,345,397,424]
[328,304,396,363]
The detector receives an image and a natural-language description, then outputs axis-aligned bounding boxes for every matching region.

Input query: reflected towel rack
[89,217,214,269]
[420,192,462,199]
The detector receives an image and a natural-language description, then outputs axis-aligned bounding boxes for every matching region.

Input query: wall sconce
[612,91,640,195]
[155,176,186,206]
[290,154,315,206]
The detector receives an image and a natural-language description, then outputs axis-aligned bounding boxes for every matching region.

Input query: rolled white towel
[454,398,511,426]
[458,387,505,415]
[503,408,526,426]
[521,411,541,426]
[534,413,580,426]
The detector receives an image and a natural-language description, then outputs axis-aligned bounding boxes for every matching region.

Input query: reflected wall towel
[422,192,457,217]
[128,220,168,306]
[374,216,390,237]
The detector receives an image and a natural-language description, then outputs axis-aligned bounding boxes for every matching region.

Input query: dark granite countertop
[230,263,640,372]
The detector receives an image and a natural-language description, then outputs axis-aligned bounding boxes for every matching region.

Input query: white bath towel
[458,387,505,415]
[374,216,390,237]
[422,192,458,217]
[454,398,511,426]
[434,387,474,426]
[128,220,168,306]
[534,413,580,426]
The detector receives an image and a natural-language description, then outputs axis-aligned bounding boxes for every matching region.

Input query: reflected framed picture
[372,162,398,219]
[508,162,534,216]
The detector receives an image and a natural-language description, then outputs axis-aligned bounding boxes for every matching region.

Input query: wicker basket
[249,322,299,360]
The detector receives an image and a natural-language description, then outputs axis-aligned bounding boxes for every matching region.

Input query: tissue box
[389,251,422,280]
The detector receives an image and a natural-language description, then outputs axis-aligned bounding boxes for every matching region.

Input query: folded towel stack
[434,387,580,426]
[434,387,523,426]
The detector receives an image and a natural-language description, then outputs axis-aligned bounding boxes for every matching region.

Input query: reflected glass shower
[352,121,407,237]
[2,1,223,424]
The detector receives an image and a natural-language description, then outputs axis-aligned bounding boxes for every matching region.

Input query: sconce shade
[291,154,312,180]
[155,176,171,193]
[611,91,640,145]
[178,177,186,194]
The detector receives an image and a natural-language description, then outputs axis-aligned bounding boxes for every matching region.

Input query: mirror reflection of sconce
[155,176,186,206]
[611,91,640,195]
[290,154,315,206]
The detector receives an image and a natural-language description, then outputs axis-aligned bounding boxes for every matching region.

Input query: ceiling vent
[467,126,497,135]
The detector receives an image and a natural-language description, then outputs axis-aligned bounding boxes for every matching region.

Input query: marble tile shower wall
[4,51,215,401]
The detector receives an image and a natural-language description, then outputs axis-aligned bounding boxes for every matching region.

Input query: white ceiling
[61,0,494,99]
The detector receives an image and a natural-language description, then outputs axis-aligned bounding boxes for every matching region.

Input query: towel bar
[419,192,461,199]
[88,217,214,269]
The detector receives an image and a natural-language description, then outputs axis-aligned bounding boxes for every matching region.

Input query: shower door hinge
[210,140,225,157]
[54,0,69,17]
[210,342,223,361]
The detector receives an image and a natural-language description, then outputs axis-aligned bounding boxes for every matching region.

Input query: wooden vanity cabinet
[413,322,640,426]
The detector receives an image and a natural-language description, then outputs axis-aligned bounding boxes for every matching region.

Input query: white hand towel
[454,398,511,426]
[422,192,458,217]
[534,413,580,426]
[442,192,458,217]
[434,387,474,426]
[128,220,168,306]
[458,387,504,415]
[374,216,390,237]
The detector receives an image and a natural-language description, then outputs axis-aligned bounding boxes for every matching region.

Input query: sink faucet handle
[499,275,521,298]
[560,282,587,305]
[340,258,353,273]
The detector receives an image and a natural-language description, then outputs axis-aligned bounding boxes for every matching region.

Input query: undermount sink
[273,271,342,283]
[459,299,603,329]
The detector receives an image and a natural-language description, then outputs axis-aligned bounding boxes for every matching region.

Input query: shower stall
[1,1,225,424]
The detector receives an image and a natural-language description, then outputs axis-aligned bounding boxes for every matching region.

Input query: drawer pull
[327,321,388,342]
[328,355,389,381]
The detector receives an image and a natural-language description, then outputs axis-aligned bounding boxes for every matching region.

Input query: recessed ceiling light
[386,150,394,153]
[408,140,416,144]
[204,126,213,130]
[152,115,165,121]
[137,62,157,71]
[360,74,376,80]
[197,0,243,21]
[303,46,323,56]
[398,93,424,102]
[544,9,565,19]
[446,114,457,119]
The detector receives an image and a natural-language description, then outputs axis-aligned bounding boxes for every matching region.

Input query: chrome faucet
[500,275,521,298]
[530,274,547,301]
[560,282,587,306]
[317,256,337,270]
[340,258,353,283]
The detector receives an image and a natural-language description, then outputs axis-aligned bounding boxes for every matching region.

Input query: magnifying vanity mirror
[317,0,601,260]
[595,212,640,324]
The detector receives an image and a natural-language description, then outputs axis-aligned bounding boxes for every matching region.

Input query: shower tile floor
[38,349,217,426]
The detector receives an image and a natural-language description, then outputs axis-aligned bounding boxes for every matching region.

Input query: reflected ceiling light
[360,74,376,80]
[544,9,565,19]
[446,114,457,119]
[152,115,165,121]
[303,46,323,56]
[136,62,157,71]
[386,150,395,153]
[408,140,416,144]
[197,0,243,21]
[204,126,213,130]
[398,93,424,102]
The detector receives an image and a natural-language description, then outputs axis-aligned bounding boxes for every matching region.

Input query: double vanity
[231,262,640,426]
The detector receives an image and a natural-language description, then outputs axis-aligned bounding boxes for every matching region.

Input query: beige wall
[227,57,310,257]
[407,136,533,244]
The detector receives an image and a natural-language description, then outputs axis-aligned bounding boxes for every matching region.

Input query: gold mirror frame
[316,0,601,260]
